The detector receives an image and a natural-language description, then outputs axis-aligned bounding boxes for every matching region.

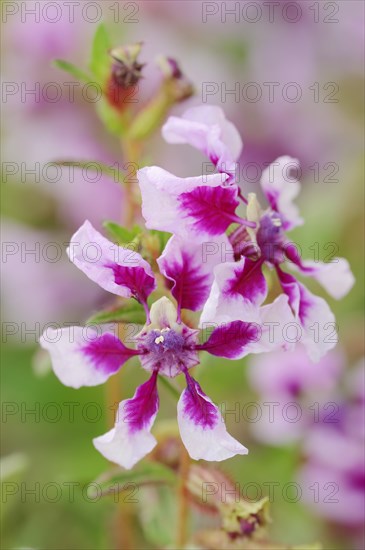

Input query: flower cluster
[41,105,354,469]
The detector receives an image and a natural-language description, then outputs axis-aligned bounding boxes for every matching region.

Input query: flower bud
[106,42,144,111]
[156,55,194,102]
[221,497,271,538]
[128,57,194,140]
[187,464,238,512]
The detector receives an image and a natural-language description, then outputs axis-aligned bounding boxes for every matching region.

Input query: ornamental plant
[40,26,354,548]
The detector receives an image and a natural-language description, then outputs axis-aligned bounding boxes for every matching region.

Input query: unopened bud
[156,55,194,102]
[187,464,238,512]
[106,43,144,110]
[156,56,183,79]
[221,497,271,538]
[128,56,194,140]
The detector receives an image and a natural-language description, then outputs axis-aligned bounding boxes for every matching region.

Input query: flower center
[137,326,199,378]
[148,328,185,354]
[257,212,285,264]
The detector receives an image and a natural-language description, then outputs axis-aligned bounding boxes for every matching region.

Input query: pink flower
[297,360,365,526]
[138,106,253,240]
[138,106,354,361]
[40,221,294,468]
[247,346,343,444]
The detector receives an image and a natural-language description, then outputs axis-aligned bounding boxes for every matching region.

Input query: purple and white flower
[138,106,354,361]
[40,221,290,469]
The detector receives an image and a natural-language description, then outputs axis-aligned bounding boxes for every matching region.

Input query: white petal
[292,258,355,299]
[177,375,248,461]
[39,326,133,388]
[93,373,159,469]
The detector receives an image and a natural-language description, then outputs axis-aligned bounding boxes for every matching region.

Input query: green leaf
[89,23,111,85]
[53,59,93,83]
[86,301,146,325]
[103,221,142,245]
[53,159,125,185]
[92,462,176,498]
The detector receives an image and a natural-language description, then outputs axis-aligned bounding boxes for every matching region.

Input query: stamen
[272,217,282,227]
[154,335,165,344]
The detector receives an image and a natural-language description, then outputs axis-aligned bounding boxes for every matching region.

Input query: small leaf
[89,23,111,85]
[103,221,142,246]
[86,301,146,325]
[53,59,92,83]
[92,461,176,498]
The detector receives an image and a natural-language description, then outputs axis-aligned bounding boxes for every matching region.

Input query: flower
[247,345,343,444]
[138,105,355,361]
[297,359,365,526]
[40,221,292,469]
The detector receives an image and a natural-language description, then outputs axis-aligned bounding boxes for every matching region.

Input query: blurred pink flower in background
[298,359,365,528]
[247,346,344,444]
[1,220,104,329]
[248,346,364,530]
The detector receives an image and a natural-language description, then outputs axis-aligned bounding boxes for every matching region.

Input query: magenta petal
[178,185,240,236]
[107,264,156,305]
[181,373,219,429]
[67,220,156,302]
[200,258,267,326]
[40,326,137,388]
[81,333,140,375]
[177,372,248,461]
[122,370,159,433]
[137,166,228,239]
[224,258,267,303]
[277,268,337,361]
[198,321,259,359]
[93,371,159,469]
[157,235,234,313]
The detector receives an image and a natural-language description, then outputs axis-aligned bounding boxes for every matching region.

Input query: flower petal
[199,295,296,358]
[260,156,303,230]
[177,372,248,461]
[278,269,337,361]
[286,252,355,300]
[137,167,229,238]
[253,294,297,353]
[93,371,159,469]
[178,185,240,236]
[162,105,242,169]
[39,326,138,388]
[67,220,156,302]
[157,235,234,313]
[148,296,180,330]
[199,258,267,326]
[198,320,259,359]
